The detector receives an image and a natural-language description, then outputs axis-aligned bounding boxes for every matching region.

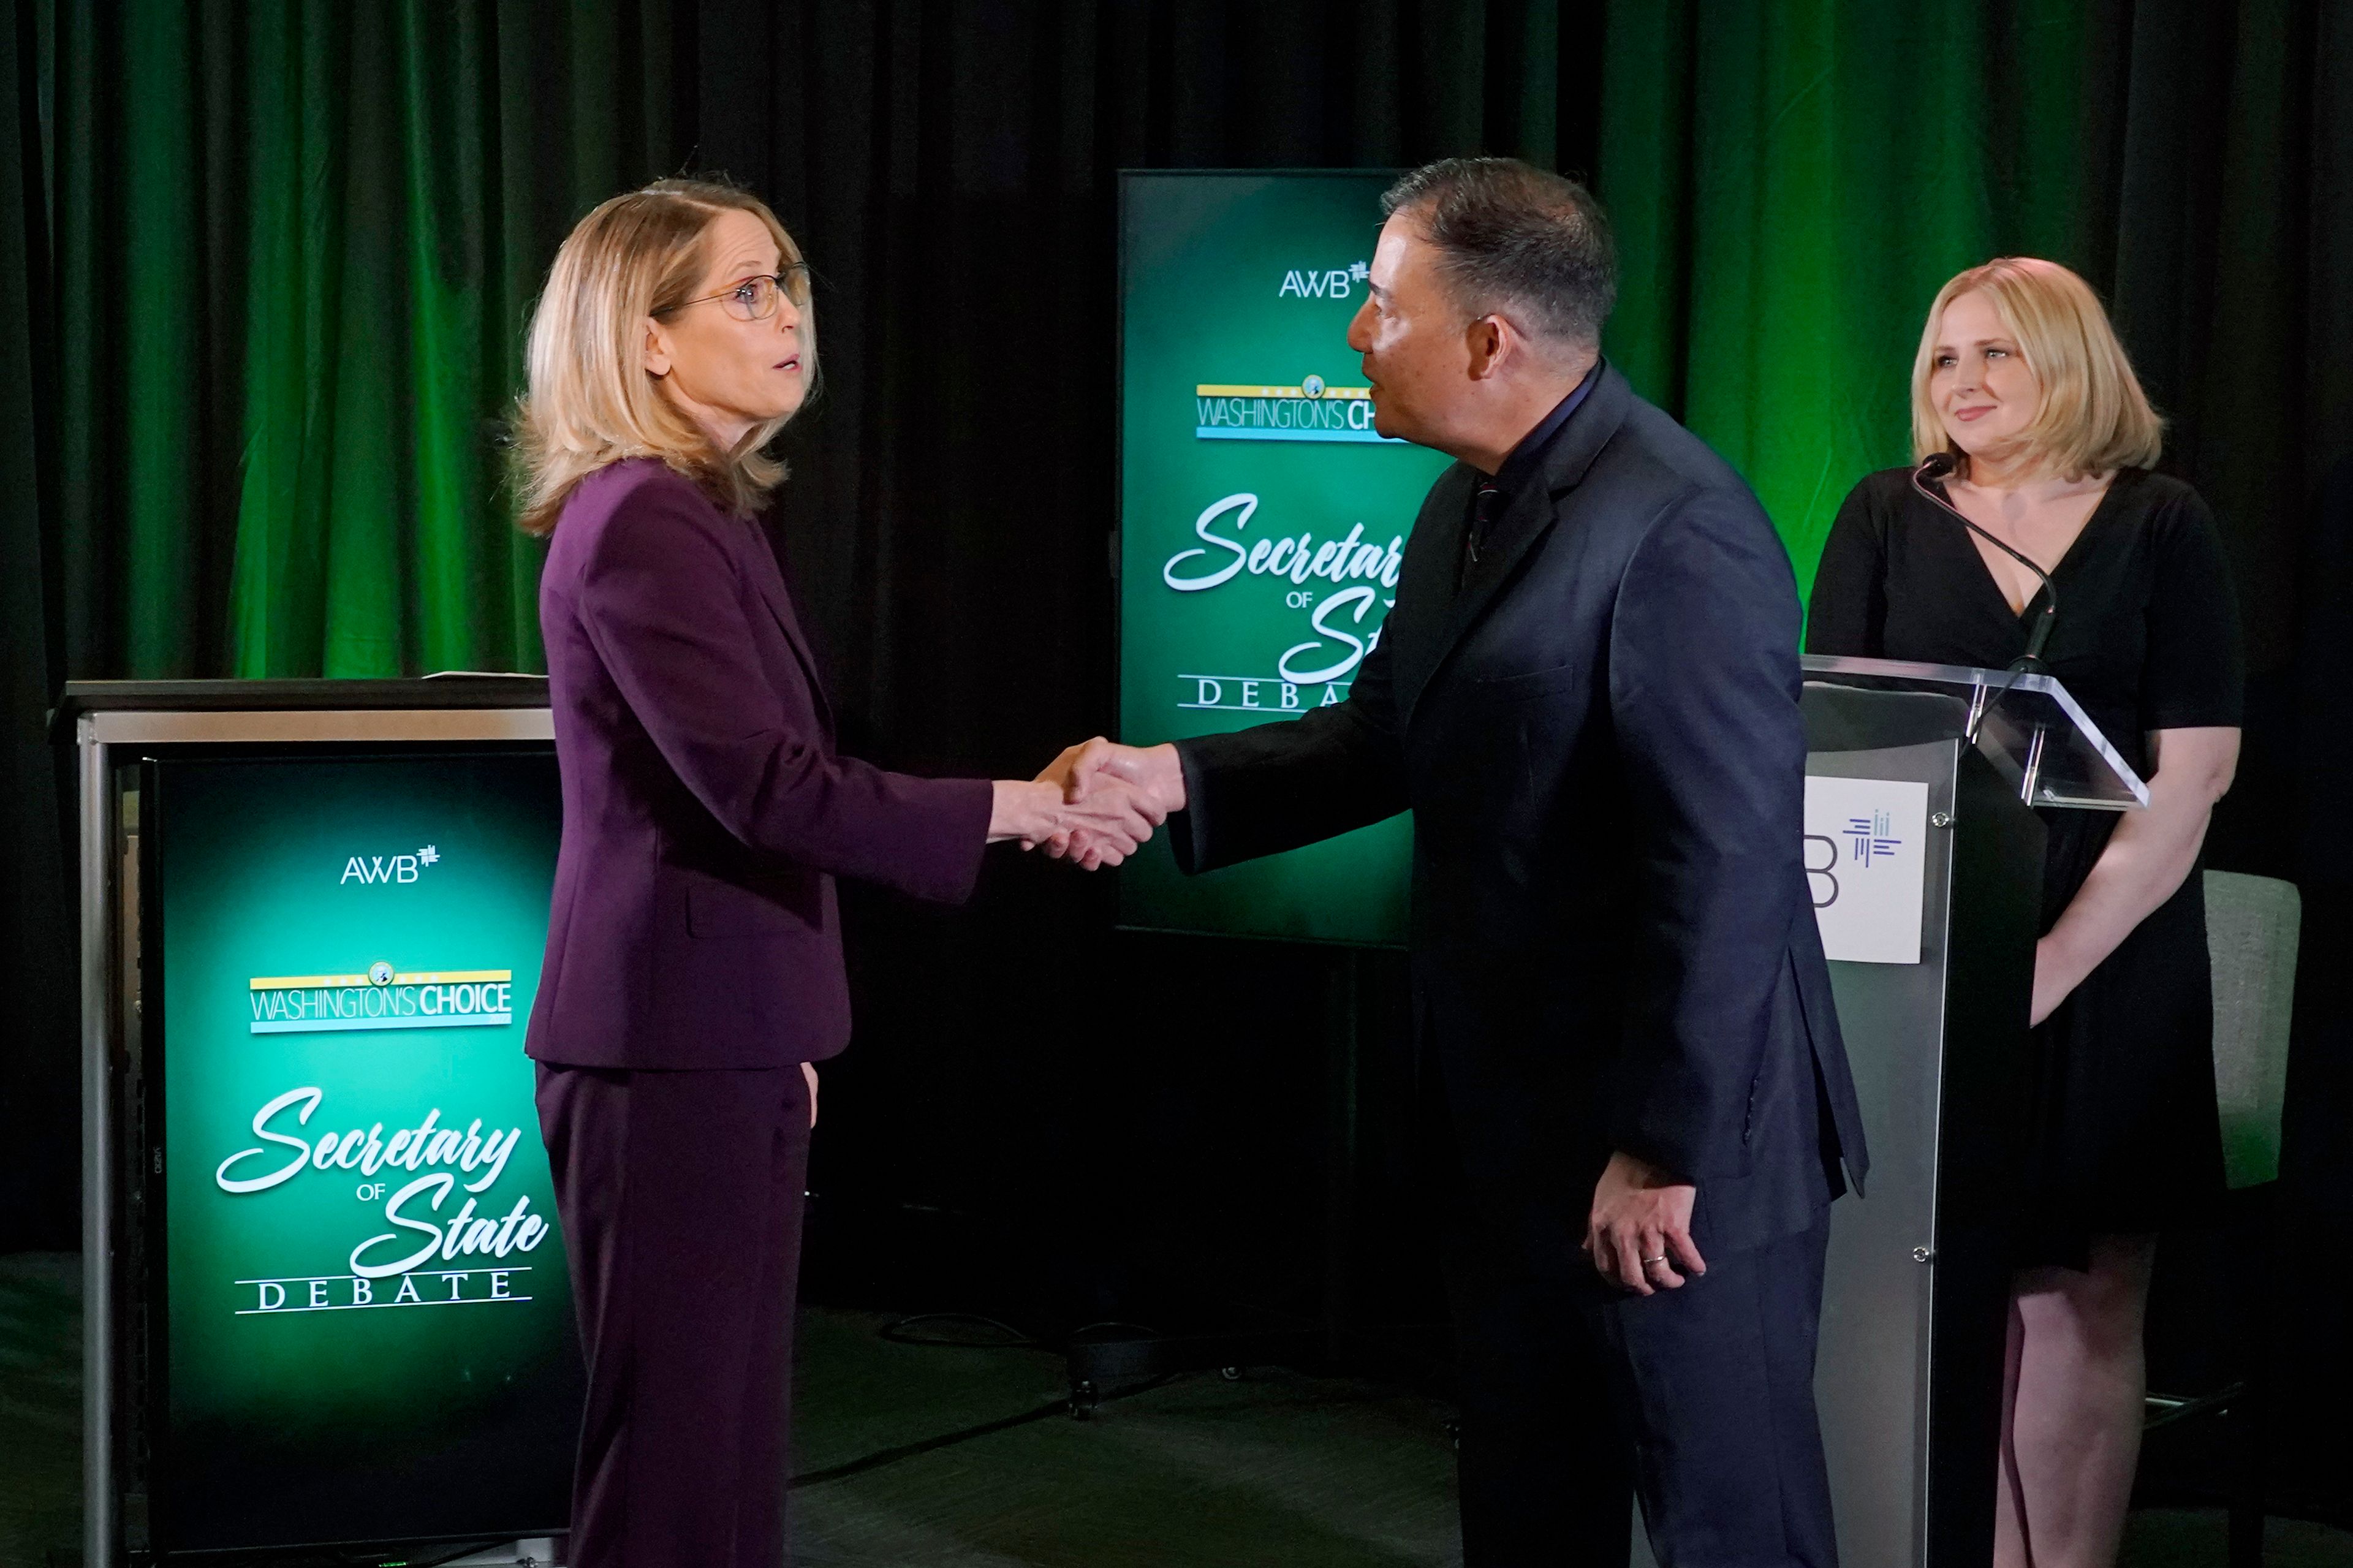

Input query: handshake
[984,738,1188,869]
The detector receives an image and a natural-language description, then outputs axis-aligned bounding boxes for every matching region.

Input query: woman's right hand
[987,779,1156,867]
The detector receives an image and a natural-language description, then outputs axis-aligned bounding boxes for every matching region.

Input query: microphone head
[1917,452,1957,481]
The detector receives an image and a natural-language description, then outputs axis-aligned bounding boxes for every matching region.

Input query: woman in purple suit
[510,180,1156,1568]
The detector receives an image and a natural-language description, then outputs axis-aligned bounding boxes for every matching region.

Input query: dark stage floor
[4,1252,2348,1567]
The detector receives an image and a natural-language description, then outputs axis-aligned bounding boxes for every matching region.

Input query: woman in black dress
[1808,258,2243,1568]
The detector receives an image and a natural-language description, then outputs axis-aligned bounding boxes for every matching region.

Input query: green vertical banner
[1117,173,1450,945]
[151,752,576,1552]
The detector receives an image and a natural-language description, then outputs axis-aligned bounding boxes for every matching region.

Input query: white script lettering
[1162,493,1402,595]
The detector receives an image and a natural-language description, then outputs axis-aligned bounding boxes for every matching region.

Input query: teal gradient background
[153,751,576,1551]
[1118,173,1452,945]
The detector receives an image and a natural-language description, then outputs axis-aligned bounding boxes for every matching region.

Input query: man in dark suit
[1052,159,1867,1566]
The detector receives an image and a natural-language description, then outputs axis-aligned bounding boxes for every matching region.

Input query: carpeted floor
[4,1252,2348,1567]
[788,1309,1459,1567]
[0,1254,77,1568]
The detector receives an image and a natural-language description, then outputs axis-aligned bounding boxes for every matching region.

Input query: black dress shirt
[1464,364,1598,582]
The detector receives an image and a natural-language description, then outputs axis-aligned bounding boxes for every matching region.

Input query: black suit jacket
[1170,365,1867,1265]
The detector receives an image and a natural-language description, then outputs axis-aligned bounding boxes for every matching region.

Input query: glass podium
[1801,654,2149,811]
[1632,656,2146,1568]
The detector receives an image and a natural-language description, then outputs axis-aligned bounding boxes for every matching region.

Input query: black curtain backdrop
[681,0,1609,1348]
[0,0,69,1263]
[2090,1,2353,1514]
[4,0,2349,1521]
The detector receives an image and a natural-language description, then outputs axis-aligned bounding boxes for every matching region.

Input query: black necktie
[1467,480,1502,566]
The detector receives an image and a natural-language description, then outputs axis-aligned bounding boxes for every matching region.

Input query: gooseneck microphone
[1911,453,2064,748]
[1911,452,2059,668]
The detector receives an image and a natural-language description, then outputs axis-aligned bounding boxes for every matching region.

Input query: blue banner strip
[1194,427,1401,444]
[249,1013,512,1034]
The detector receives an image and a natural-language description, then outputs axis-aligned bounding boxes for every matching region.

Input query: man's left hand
[1583,1149,1705,1295]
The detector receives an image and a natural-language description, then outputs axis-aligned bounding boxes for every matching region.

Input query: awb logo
[341,845,442,885]
[1278,262,1370,300]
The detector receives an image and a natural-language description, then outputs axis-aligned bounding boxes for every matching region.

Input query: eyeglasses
[664,263,811,322]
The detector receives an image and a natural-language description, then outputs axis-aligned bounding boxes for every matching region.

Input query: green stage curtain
[49,0,684,680]
[1601,1,2104,603]
[0,0,688,1248]
[1597,0,2353,672]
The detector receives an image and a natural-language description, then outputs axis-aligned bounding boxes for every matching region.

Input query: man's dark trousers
[1447,1211,1837,1567]
[1420,1020,1840,1568]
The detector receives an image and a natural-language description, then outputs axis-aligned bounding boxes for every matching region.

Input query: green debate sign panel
[1117,172,1452,945]
[152,752,577,1553]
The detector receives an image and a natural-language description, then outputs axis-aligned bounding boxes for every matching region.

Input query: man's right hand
[1034,740,1186,863]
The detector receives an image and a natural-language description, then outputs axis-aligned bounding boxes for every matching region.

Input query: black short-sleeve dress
[1806,467,2245,1269]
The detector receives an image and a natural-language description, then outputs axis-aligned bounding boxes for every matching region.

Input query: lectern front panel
[1631,693,2039,1568]
[1808,738,1964,1567]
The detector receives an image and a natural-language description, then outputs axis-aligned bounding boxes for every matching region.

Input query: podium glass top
[1801,654,2150,811]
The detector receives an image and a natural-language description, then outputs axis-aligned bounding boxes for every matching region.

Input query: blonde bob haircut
[1909,257,2162,481]
[513,178,815,537]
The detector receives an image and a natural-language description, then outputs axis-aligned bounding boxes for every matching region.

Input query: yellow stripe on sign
[249,970,513,990]
[1194,384,1373,400]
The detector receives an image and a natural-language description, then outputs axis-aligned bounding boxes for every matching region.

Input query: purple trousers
[534,1062,812,1568]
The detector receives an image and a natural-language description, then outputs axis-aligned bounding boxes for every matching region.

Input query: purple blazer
[525,459,994,1069]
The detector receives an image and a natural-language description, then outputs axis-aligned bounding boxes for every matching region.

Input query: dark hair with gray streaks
[1381,157,1617,349]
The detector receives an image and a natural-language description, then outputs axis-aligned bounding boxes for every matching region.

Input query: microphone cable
[1910,453,2061,747]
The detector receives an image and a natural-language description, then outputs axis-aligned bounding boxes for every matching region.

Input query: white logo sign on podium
[1804,776,1931,966]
